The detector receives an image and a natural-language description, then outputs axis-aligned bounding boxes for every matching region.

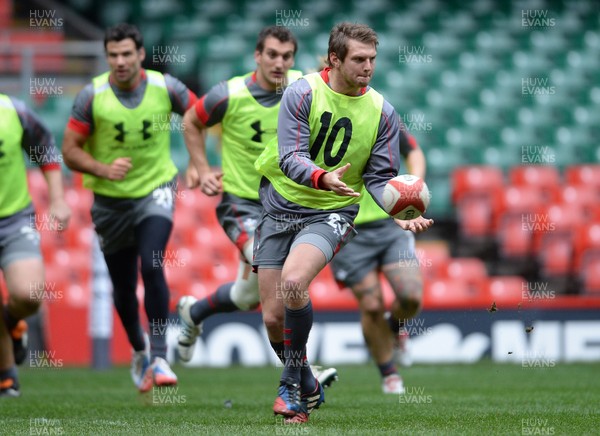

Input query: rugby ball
[382,174,430,219]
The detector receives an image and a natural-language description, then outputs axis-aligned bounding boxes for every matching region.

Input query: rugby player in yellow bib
[63,23,197,393]
[0,94,70,397]
[254,22,433,423]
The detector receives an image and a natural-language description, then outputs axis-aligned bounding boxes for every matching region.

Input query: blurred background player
[330,125,426,394]
[0,93,71,397]
[254,22,433,423]
[176,26,337,388]
[61,23,197,392]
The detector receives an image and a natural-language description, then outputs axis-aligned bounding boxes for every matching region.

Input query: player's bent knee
[262,312,284,334]
[361,305,385,319]
[356,293,384,314]
[399,295,423,317]
[279,277,307,300]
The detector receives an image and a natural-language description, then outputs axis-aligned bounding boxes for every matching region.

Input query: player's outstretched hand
[321,163,360,197]
[200,171,223,196]
[106,157,132,180]
[394,215,434,234]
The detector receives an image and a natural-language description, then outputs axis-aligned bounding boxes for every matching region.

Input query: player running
[0,94,71,397]
[253,22,433,423]
[62,23,197,392]
[330,127,426,394]
[176,25,338,389]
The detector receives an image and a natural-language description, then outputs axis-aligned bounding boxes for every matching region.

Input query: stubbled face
[333,39,376,89]
[106,38,145,88]
[255,36,295,90]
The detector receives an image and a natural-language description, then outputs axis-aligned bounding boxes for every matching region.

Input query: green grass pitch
[3,361,598,435]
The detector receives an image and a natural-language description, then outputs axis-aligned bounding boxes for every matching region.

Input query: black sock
[148,340,167,360]
[3,307,19,331]
[190,282,238,324]
[122,321,145,352]
[104,247,145,352]
[299,347,317,394]
[137,216,173,361]
[377,359,397,378]
[273,341,315,393]
[281,301,313,385]
[270,341,285,364]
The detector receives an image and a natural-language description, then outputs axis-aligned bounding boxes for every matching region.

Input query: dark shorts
[253,210,357,269]
[91,178,176,255]
[216,193,262,252]
[0,205,42,270]
[330,219,416,287]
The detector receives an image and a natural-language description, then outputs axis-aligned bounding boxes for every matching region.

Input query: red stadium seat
[559,184,600,219]
[565,165,600,189]
[50,248,92,286]
[423,278,482,308]
[484,276,527,307]
[531,202,584,254]
[177,245,221,283]
[164,245,224,306]
[493,185,545,232]
[171,206,201,246]
[451,166,504,204]
[573,223,600,271]
[498,185,546,215]
[509,165,561,202]
[581,255,600,294]
[456,196,496,237]
[191,222,234,252]
[539,234,574,277]
[66,219,92,239]
[452,167,506,240]
[39,228,68,263]
[187,190,221,227]
[67,226,95,250]
[415,242,450,280]
[497,215,533,258]
[440,258,488,293]
[64,187,93,223]
[176,186,204,216]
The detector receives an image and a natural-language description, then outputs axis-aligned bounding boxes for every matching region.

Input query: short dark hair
[327,22,378,66]
[255,26,298,55]
[104,23,144,50]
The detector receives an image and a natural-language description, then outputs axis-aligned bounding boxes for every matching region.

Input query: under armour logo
[250,120,276,143]
[114,122,126,142]
[141,120,152,140]
[113,120,153,142]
